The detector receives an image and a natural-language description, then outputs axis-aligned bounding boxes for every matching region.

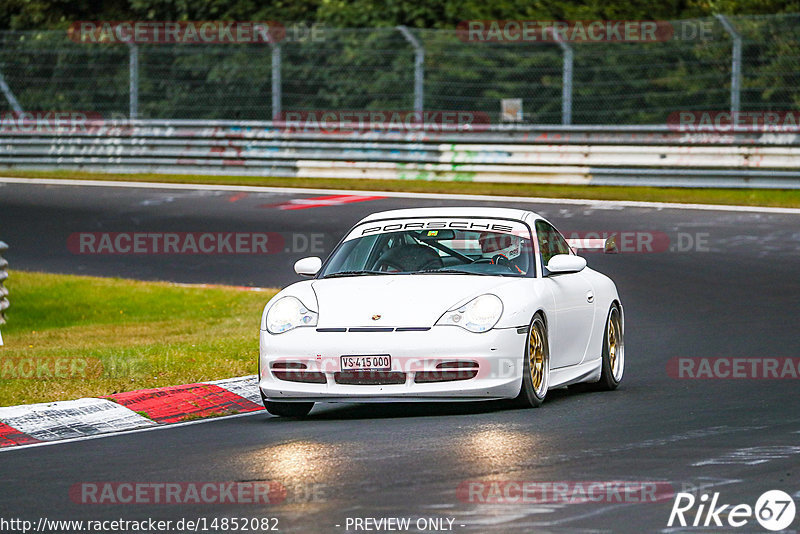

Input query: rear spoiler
[566,235,618,254]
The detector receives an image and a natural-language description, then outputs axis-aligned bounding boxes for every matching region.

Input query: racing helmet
[478,232,522,261]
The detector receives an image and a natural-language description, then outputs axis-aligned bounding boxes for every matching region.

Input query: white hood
[311,275,513,328]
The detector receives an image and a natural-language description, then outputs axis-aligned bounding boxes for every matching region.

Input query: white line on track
[3,176,800,215]
[0,410,263,454]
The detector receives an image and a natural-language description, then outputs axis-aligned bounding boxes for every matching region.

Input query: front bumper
[259,326,527,402]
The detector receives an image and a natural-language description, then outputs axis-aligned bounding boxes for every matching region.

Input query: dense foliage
[1,0,799,30]
[0,2,798,124]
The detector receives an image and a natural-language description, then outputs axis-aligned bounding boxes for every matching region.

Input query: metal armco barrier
[0,241,8,346]
[1,120,800,188]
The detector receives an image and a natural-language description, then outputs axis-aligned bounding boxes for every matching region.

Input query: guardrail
[1,120,800,188]
[0,241,8,346]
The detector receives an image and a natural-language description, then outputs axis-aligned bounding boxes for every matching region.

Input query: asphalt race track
[1,179,799,533]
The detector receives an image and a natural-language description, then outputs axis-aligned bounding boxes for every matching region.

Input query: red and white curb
[259,193,387,210]
[0,375,262,449]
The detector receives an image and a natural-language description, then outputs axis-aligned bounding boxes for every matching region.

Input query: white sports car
[259,207,623,417]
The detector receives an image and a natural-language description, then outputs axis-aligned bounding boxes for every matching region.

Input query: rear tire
[515,314,549,408]
[262,394,314,418]
[596,303,624,390]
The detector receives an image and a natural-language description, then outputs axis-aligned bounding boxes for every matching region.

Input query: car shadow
[262,387,577,421]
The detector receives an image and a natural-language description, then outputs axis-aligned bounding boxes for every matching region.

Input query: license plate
[340,355,391,371]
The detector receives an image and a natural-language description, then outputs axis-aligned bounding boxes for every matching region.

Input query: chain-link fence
[0,14,798,124]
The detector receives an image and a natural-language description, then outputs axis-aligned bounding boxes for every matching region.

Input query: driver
[478,232,526,274]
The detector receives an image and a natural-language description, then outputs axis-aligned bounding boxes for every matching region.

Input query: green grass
[0,271,277,406]
[3,168,800,208]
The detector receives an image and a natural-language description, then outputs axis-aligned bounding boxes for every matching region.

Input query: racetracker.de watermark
[0,111,103,133]
[457,481,675,504]
[67,232,325,255]
[565,231,710,253]
[667,357,800,379]
[68,21,286,44]
[275,110,491,133]
[668,110,800,132]
[266,355,488,380]
[69,482,287,505]
[1,357,103,380]
[456,20,714,43]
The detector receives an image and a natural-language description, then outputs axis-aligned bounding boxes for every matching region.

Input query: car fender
[580,267,622,360]
[491,279,557,331]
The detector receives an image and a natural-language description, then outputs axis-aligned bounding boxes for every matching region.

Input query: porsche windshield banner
[346,218,533,241]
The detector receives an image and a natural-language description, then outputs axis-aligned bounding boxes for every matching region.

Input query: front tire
[596,303,624,390]
[515,314,550,408]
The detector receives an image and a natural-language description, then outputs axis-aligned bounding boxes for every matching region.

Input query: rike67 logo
[668,490,796,531]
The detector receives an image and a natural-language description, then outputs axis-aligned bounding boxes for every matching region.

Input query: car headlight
[436,294,503,333]
[266,296,318,334]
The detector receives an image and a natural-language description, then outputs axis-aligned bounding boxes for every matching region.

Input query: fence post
[715,15,742,114]
[0,241,9,346]
[396,26,424,115]
[0,68,23,114]
[556,39,573,125]
[271,44,282,119]
[128,43,139,119]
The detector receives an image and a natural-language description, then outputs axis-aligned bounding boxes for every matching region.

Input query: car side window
[535,220,572,269]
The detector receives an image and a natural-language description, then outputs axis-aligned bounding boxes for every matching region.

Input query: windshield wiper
[415,268,488,276]
[323,270,393,278]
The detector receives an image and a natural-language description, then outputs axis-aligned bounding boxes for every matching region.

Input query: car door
[535,220,596,368]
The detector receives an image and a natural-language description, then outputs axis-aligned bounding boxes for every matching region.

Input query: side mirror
[546,254,587,274]
[294,256,322,277]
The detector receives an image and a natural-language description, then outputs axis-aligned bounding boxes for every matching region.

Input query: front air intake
[334,371,406,385]
[271,362,327,384]
[414,361,479,383]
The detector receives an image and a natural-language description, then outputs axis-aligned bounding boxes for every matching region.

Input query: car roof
[357,207,541,223]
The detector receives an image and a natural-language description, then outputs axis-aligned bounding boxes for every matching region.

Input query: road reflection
[456,425,548,474]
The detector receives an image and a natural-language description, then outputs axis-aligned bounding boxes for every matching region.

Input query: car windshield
[320,218,535,278]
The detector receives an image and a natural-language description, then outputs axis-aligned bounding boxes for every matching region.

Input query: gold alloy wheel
[606,307,624,382]
[529,322,545,394]
[608,315,617,374]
